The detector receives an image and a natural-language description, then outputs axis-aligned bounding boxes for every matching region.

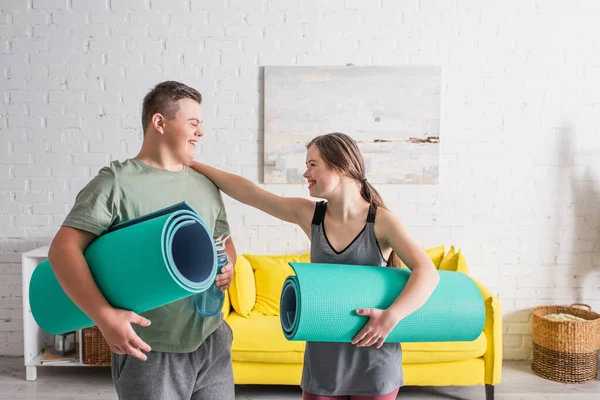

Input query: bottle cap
[214,232,230,251]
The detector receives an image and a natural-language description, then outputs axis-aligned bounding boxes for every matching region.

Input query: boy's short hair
[141,81,202,133]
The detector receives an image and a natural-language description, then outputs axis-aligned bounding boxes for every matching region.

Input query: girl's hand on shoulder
[351,308,401,349]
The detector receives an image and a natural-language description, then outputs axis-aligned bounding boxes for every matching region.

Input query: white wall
[1,0,599,359]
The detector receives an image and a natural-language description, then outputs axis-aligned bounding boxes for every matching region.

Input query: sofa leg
[485,384,494,400]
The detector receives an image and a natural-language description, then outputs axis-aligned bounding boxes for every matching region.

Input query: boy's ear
[152,113,165,134]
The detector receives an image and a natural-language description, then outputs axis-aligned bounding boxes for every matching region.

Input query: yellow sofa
[222,246,502,400]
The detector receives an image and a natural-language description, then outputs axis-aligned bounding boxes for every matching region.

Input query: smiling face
[303,144,342,198]
[161,98,203,162]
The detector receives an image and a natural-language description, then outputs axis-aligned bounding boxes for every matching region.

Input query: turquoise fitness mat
[30,202,217,335]
[280,263,485,343]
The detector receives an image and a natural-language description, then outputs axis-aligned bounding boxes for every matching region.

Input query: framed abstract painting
[264,66,441,184]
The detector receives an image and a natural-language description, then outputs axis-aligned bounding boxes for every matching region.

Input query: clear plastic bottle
[195,233,230,317]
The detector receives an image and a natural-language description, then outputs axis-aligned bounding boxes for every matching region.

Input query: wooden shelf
[22,246,107,381]
[27,350,91,368]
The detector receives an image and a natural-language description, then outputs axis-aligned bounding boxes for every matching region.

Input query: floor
[0,357,598,399]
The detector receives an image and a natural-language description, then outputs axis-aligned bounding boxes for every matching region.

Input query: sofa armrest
[472,278,502,385]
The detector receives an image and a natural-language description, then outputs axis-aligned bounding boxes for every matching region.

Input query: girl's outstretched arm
[352,208,440,348]
[186,161,315,234]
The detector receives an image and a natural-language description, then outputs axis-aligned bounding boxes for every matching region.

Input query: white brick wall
[1,0,600,360]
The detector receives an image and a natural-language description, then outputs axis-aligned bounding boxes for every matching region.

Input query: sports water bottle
[195,232,230,317]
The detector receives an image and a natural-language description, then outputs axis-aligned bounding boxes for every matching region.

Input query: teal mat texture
[30,202,217,334]
[280,262,485,343]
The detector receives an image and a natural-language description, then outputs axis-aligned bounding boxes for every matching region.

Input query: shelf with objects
[22,246,107,381]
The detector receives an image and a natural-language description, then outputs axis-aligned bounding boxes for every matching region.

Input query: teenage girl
[187,132,440,400]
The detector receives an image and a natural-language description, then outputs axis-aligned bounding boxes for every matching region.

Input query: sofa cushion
[425,245,445,268]
[227,311,305,364]
[439,245,469,274]
[402,332,487,363]
[222,289,230,319]
[228,255,256,318]
[400,245,445,268]
[244,253,310,316]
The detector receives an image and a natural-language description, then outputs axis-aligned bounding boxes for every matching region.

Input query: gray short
[111,321,234,400]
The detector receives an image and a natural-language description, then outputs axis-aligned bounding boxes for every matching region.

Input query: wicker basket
[532,303,600,383]
[82,326,112,366]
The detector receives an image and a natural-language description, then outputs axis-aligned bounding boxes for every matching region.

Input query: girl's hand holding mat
[352,308,400,349]
[96,308,152,361]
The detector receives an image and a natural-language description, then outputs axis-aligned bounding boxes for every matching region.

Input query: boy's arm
[48,226,151,360]
[49,227,152,361]
[49,168,152,361]
[48,227,113,322]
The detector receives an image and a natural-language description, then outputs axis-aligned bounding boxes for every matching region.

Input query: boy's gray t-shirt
[62,158,230,353]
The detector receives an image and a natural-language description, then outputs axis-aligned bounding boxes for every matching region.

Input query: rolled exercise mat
[30,202,217,335]
[280,263,485,343]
